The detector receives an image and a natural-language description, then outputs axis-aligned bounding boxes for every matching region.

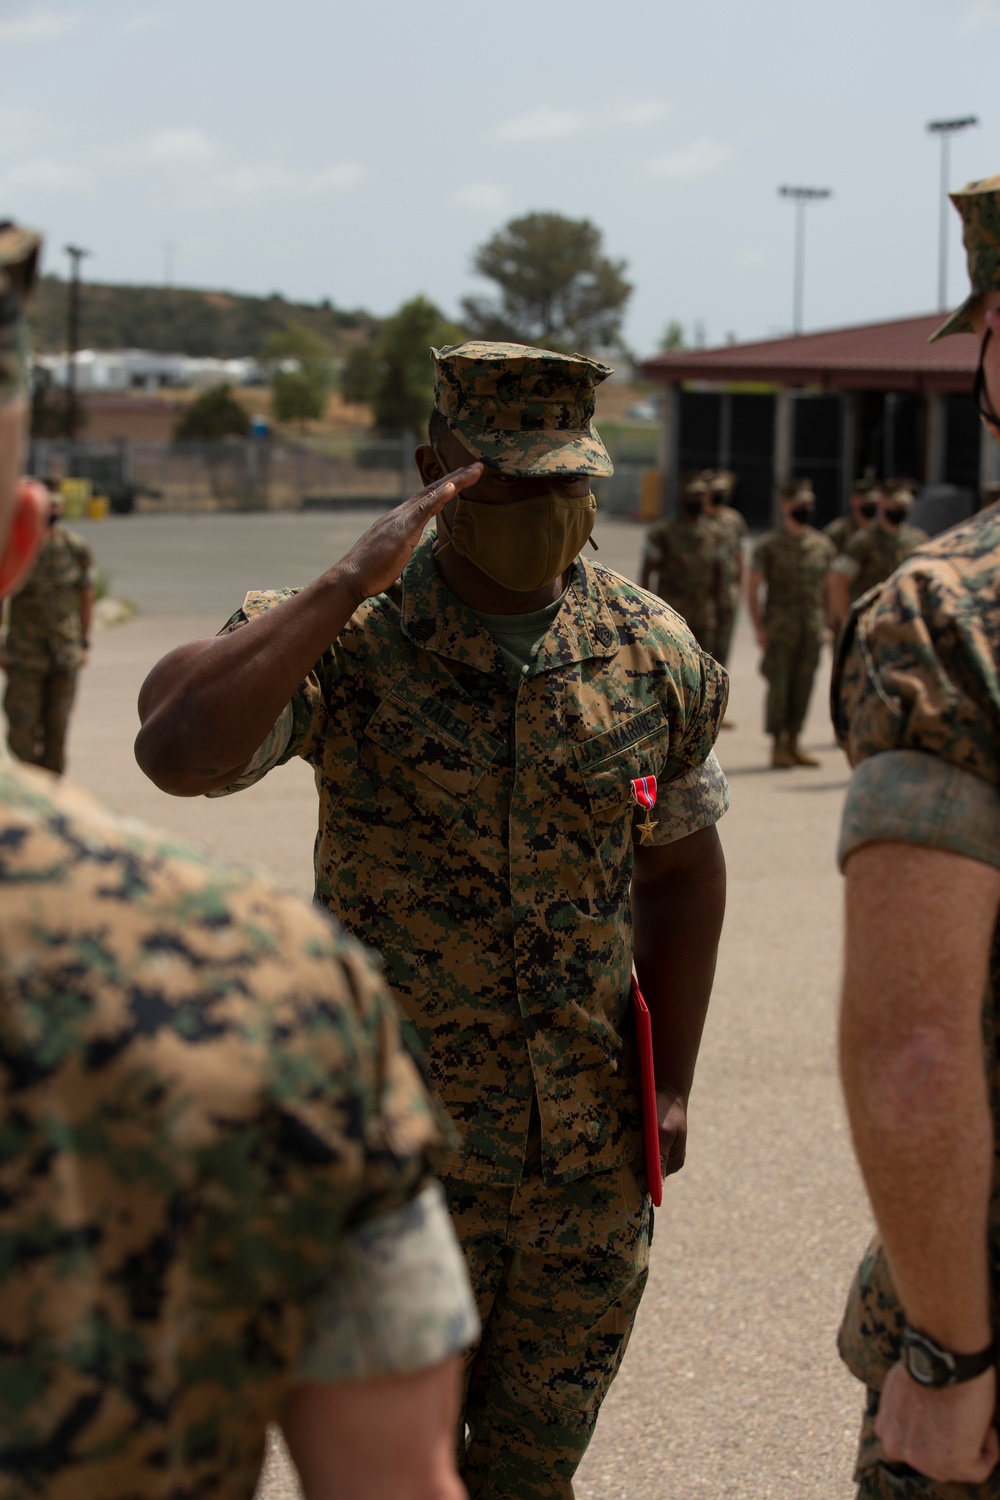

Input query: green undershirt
[464,590,567,677]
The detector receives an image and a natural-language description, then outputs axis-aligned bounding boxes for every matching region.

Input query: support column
[718,391,732,469]
[980,416,1000,487]
[657,383,680,517]
[924,391,945,486]
[839,393,856,512]
[773,387,793,525]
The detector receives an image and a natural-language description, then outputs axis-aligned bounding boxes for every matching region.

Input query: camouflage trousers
[3,665,79,775]
[441,1121,651,1500]
[854,1386,998,1498]
[713,603,737,667]
[760,626,823,739]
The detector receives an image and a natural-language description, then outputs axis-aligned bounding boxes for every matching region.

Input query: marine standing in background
[824,478,879,556]
[748,479,836,768]
[2,485,94,774]
[829,480,928,628]
[640,472,721,652]
[704,468,747,670]
[0,224,477,1500]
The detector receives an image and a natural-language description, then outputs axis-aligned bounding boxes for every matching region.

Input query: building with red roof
[639,314,989,527]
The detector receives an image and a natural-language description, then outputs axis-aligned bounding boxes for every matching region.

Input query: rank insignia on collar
[630,775,658,845]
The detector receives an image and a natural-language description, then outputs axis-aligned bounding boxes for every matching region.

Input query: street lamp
[927,117,979,310]
[63,243,91,439]
[779,185,832,335]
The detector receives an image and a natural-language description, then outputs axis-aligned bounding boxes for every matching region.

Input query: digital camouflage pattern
[4,523,95,773]
[832,502,1000,1497]
[931,174,1000,341]
[0,224,40,403]
[443,1111,650,1500]
[642,513,722,652]
[5,524,94,674]
[825,511,866,555]
[834,522,929,605]
[708,503,747,665]
[752,526,835,738]
[0,750,456,1500]
[431,341,614,477]
[211,532,729,1186]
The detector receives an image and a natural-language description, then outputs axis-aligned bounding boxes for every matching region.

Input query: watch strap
[902,1325,995,1387]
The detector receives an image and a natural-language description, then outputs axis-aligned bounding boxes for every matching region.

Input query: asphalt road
[58,511,870,1500]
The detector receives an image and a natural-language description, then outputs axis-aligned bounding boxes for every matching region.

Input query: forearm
[135,565,360,795]
[841,843,1000,1351]
[632,824,726,1097]
[828,571,850,629]
[79,585,93,644]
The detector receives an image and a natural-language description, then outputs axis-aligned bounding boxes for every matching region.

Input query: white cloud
[646,138,733,182]
[116,8,167,33]
[612,100,668,128]
[960,0,1000,33]
[0,5,81,42]
[215,161,366,202]
[2,155,91,192]
[451,182,511,215]
[144,128,223,165]
[493,107,588,144]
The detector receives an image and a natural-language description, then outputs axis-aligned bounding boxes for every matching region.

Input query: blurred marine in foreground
[0,224,476,1500]
[833,176,1000,1496]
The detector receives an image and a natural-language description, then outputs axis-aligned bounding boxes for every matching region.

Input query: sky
[1,0,999,356]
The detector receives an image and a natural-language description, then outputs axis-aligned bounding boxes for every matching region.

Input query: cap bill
[447,418,614,478]
[929,292,979,343]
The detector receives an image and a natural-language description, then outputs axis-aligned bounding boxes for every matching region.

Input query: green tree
[341,339,378,405]
[368,296,465,435]
[461,212,631,353]
[263,323,331,427]
[659,320,687,352]
[173,384,250,441]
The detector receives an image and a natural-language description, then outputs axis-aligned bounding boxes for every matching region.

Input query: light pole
[779,186,832,335]
[927,117,978,310]
[64,243,91,438]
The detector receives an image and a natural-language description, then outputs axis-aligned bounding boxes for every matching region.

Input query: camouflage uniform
[752,526,835,740]
[833,521,929,606]
[830,173,1000,1498]
[824,512,864,555]
[209,341,731,1500]
[3,522,94,774]
[0,745,478,1499]
[832,502,1000,1499]
[709,503,747,666]
[643,512,721,653]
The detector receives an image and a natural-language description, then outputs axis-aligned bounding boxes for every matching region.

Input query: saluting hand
[335,463,483,607]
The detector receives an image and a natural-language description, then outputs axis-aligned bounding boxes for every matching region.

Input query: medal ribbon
[629,775,658,811]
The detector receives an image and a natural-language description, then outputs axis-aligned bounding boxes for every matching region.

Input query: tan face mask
[433,453,598,592]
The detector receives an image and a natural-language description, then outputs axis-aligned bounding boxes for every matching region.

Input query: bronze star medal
[630,775,659,846]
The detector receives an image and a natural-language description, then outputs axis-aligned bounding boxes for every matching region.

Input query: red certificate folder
[631,975,663,1207]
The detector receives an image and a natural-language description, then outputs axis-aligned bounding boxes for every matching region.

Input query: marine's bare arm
[134,465,482,796]
[632,822,726,1176]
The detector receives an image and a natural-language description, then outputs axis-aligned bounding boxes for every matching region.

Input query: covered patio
[640,314,987,528]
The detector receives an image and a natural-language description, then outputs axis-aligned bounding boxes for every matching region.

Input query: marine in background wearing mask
[824,478,879,558]
[748,478,837,769]
[135,340,731,1500]
[639,471,722,653]
[829,479,928,628]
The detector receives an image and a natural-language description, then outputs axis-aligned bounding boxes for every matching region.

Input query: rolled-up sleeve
[838,748,1000,871]
[293,1181,480,1382]
[637,749,730,846]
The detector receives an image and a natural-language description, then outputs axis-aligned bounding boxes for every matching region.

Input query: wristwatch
[901,1326,995,1388]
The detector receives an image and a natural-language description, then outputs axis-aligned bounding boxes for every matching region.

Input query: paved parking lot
[57,510,869,1499]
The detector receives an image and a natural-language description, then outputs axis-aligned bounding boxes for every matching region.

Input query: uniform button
[521,664,530,676]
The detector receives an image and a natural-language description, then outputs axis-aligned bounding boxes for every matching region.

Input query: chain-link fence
[29,435,418,513]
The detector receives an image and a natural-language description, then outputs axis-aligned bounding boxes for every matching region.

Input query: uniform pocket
[575,706,671,893]
[328,693,499,881]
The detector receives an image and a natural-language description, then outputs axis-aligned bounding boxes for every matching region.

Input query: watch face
[908,1345,937,1384]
